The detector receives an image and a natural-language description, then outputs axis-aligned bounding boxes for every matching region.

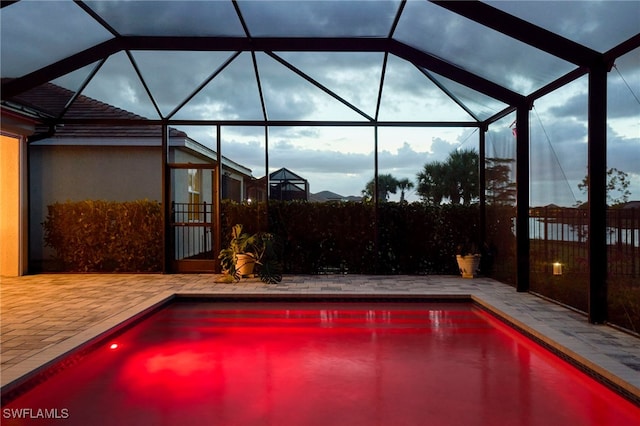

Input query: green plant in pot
[218,224,283,284]
[455,239,481,279]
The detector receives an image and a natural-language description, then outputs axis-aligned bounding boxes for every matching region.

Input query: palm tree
[362,173,400,202]
[397,178,415,203]
[447,148,479,205]
[416,161,447,204]
[416,148,479,205]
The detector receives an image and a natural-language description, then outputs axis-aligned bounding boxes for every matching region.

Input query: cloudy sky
[2,0,638,206]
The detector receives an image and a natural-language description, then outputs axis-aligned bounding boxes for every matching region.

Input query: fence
[529,206,639,277]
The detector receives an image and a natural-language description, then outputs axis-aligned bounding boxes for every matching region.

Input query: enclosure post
[162,123,171,273]
[264,125,269,231]
[516,104,530,292]
[215,125,222,273]
[588,61,608,324]
[479,124,487,248]
[374,125,380,274]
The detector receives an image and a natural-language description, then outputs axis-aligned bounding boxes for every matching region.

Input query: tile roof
[2,79,256,176]
[2,79,185,139]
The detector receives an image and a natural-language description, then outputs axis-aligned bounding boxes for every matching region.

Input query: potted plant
[218,224,282,284]
[455,239,481,279]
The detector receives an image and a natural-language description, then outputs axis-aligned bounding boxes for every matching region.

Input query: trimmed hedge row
[44,199,480,274]
[222,200,481,275]
[43,200,163,272]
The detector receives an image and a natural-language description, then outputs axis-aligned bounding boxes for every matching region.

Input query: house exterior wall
[29,144,162,269]
[27,137,251,271]
[0,134,28,276]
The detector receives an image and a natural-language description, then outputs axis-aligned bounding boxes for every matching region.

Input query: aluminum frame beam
[431,0,601,67]
[2,36,523,108]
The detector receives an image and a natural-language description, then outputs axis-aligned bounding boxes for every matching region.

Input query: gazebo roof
[270,167,307,183]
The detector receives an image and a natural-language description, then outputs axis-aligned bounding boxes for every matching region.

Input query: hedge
[43,200,163,272]
[222,200,481,275]
[43,199,480,274]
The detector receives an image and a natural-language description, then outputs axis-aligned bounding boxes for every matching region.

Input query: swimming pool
[2,299,639,425]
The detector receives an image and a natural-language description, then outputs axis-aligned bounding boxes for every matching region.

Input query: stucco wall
[29,145,162,268]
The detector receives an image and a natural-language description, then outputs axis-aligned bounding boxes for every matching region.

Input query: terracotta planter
[456,254,481,279]
[236,254,256,277]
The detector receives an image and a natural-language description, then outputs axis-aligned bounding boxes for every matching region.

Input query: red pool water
[2,301,639,425]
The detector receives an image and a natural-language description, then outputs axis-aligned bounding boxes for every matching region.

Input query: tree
[397,178,415,203]
[447,149,479,205]
[416,161,447,205]
[416,148,479,205]
[577,167,631,206]
[485,157,516,206]
[362,173,400,202]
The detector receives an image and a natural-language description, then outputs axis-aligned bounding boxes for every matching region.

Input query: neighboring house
[1,82,256,273]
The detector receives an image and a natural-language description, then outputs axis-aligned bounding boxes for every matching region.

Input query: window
[222,173,242,202]
[188,169,201,221]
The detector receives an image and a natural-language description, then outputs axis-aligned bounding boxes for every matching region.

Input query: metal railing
[171,202,213,260]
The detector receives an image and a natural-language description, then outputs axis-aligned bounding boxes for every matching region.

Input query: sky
[1,0,639,206]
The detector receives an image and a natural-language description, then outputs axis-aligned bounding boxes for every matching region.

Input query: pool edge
[471,295,640,406]
[1,291,176,400]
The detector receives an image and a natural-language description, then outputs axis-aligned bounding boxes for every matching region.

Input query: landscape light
[553,262,563,276]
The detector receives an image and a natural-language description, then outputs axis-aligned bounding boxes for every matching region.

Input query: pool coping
[2,292,639,406]
[469,295,640,406]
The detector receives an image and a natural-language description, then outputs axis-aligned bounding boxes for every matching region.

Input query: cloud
[0,1,111,77]
[545,78,640,121]
[395,0,572,94]
[237,0,399,37]
[86,1,243,37]
[608,76,640,119]
[276,51,386,118]
[379,142,431,174]
[527,108,639,205]
[131,51,246,116]
[220,131,442,177]
[546,93,588,120]
[608,131,640,176]
[430,137,461,159]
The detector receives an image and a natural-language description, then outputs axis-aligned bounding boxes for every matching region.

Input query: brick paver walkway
[1,273,639,403]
